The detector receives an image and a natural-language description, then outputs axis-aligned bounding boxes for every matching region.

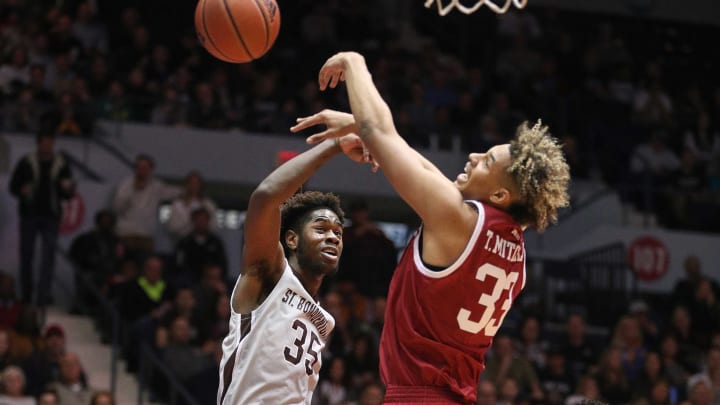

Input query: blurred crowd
[2,0,720,404]
[2,0,720,228]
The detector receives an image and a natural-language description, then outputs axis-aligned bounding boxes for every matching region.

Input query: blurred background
[0,0,719,404]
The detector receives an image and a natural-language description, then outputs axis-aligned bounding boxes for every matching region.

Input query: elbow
[249,182,278,207]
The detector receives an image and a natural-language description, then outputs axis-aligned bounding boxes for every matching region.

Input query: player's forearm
[251,140,340,204]
[343,54,397,145]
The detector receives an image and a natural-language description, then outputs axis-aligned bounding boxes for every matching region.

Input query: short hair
[94,209,116,226]
[35,130,55,143]
[191,206,210,219]
[1,366,26,386]
[280,191,344,254]
[91,390,116,405]
[135,153,155,168]
[507,120,570,231]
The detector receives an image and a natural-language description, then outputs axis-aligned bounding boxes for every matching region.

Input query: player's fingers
[306,130,332,144]
[329,73,340,89]
[339,71,346,82]
[318,68,329,91]
[290,116,317,132]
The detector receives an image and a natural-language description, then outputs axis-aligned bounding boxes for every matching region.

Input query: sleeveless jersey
[218,260,335,404]
[379,201,526,404]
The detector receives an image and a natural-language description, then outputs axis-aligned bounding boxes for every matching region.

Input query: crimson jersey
[379,201,526,404]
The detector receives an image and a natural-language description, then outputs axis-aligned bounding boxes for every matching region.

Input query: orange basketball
[195,0,281,63]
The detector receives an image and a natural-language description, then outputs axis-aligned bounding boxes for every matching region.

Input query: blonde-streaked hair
[507,120,570,231]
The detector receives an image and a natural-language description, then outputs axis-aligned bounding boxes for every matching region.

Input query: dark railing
[56,249,120,397]
[541,242,634,328]
[137,343,202,405]
[75,271,121,396]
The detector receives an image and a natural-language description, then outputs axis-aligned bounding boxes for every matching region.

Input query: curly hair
[280,191,345,253]
[507,120,570,232]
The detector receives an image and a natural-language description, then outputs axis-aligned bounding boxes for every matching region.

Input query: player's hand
[318,52,364,91]
[291,109,357,143]
[337,134,379,173]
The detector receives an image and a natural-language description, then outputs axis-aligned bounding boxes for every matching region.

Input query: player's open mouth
[320,248,338,261]
[456,162,471,183]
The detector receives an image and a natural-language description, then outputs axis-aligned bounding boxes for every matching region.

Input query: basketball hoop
[424,0,528,16]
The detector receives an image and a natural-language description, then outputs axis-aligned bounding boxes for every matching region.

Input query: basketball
[195,0,281,63]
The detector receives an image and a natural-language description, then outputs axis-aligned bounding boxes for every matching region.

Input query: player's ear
[490,187,512,208]
[285,229,299,251]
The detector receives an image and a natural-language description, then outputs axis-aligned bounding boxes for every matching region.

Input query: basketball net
[424,0,528,16]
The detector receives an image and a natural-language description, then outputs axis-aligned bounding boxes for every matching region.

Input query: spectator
[117,256,173,371]
[539,346,575,405]
[116,256,172,325]
[336,199,397,298]
[596,347,632,404]
[9,131,75,306]
[629,300,662,349]
[3,88,42,132]
[687,348,720,402]
[174,207,227,283]
[165,171,217,242]
[97,80,130,121]
[484,335,544,401]
[633,352,669,400]
[0,366,35,405]
[150,85,187,126]
[21,324,67,396]
[611,316,648,382]
[345,332,380,396]
[684,374,715,405]
[668,306,703,373]
[159,316,215,383]
[629,131,681,183]
[561,314,600,377]
[27,64,53,105]
[688,279,720,350]
[90,390,115,405]
[313,356,348,405]
[659,334,691,398]
[476,380,498,405]
[36,389,59,405]
[0,272,25,331]
[90,391,115,405]
[187,82,227,129]
[72,2,108,53]
[565,375,601,405]
[112,154,180,256]
[191,264,228,325]
[354,382,384,405]
[0,47,29,96]
[514,315,548,372]
[69,209,125,312]
[673,256,720,309]
[46,353,94,405]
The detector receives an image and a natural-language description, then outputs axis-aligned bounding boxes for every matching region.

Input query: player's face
[295,208,343,276]
[454,144,513,203]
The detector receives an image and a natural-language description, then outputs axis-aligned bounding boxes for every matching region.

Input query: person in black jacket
[174,207,227,284]
[69,209,126,313]
[9,131,74,306]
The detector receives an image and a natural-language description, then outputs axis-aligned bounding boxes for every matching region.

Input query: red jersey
[379,201,526,404]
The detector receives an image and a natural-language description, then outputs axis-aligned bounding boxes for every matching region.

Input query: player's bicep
[242,194,285,280]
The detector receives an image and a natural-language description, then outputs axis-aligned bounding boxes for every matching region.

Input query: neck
[288,257,324,299]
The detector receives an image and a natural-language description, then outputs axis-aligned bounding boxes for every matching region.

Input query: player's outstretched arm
[315,53,473,241]
[233,139,342,313]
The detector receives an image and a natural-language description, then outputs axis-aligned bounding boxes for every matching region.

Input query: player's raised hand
[291,109,357,144]
[318,52,364,91]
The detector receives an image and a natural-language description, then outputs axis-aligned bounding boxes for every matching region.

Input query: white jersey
[218,260,335,405]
